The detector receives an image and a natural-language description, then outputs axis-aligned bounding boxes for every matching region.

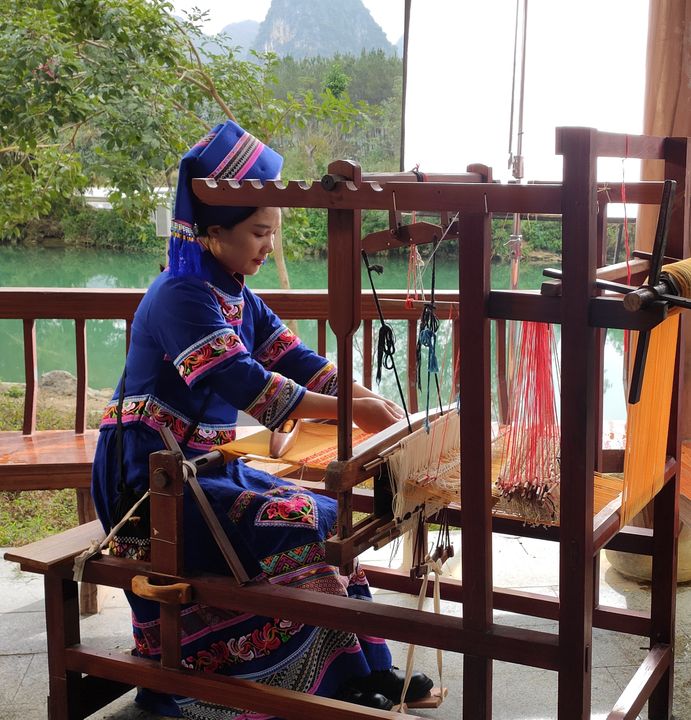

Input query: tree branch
[171,16,237,122]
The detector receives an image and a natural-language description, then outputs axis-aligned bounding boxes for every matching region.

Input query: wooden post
[45,575,81,720]
[648,136,689,720]
[22,318,37,435]
[556,126,598,719]
[149,449,185,669]
[458,208,493,718]
[327,159,362,461]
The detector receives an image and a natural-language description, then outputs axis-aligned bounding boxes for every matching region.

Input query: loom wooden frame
[5,127,689,720]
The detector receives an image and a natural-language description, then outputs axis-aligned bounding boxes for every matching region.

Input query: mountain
[216,20,260,57]
[252,0,394,59]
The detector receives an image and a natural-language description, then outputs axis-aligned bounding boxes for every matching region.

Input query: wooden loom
[5,128,688,720]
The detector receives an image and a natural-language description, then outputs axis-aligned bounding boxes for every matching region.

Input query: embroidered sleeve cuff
[174,328,247,386]
[244,373,305,429]
[253,325,301,369]
[305,361,338,396]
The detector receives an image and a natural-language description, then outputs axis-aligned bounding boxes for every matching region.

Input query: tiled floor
[1,533,689,719]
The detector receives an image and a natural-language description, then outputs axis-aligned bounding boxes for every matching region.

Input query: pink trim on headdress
[234,143,264,180]
[211,132,265,181]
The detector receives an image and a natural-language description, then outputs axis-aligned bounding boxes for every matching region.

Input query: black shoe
[354,666,434,703]
[338,686,394,711]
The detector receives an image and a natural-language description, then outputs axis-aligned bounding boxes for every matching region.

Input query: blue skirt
[92,425,392,719]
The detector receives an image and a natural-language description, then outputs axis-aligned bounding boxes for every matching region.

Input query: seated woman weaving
[91,119,432,718]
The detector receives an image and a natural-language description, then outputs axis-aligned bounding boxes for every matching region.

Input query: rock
[39,370,78,394]
[37,371,112,404]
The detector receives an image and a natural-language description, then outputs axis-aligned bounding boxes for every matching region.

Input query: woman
[91,120,432,718]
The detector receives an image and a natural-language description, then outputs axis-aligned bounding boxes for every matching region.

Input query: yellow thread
[596,314,680,525]
[662,258,691,298]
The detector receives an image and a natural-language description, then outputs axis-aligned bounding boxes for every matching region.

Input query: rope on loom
[362,250,412,431]
[416,253,444,430]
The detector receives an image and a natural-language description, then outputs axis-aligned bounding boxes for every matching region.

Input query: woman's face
[205,207,280,277]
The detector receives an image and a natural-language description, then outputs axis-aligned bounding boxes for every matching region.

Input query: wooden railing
[0,286,461,433]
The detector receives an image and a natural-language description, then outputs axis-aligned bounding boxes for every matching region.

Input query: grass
[0,489,77,546]
[0,388,103,546]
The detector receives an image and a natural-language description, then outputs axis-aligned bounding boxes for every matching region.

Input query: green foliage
[276,52,402,179]
[0,1,365,239]
[323,63,350,98]
[274,51,402,106]
[60,201,162,250]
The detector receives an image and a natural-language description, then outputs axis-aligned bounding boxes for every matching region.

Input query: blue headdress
[168,120,283,278]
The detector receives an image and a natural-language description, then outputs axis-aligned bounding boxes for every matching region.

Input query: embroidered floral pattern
[181,618,304,672]
[259,543,326,577]
[227,490,257,524]
[254,326,301,369]
[175,329,246,385]
[245,373,303,429]
[255,493,318,529]
[100,394,236,451]
[306,361,338,395]
[207,284,244,326]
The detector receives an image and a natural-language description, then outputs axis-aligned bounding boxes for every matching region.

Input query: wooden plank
[488,290,561,323]
[0,288,144,320]
[80,554,560,669]
[193,177,564,215]
[607,645,672,720]
[65,647,405,720]
[0,287,462,322]
[3,519,104,572]
[555,128,666,161]
[0,430,98,488]
[596,181,666,205]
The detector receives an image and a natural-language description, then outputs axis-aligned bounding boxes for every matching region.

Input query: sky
[173,0,649,193]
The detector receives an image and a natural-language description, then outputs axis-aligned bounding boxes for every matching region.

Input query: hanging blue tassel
[427,335,439,373]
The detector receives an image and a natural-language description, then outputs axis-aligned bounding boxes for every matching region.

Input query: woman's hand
[353,382,405,420]
[352,396,405,434]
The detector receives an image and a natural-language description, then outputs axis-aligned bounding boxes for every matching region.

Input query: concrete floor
[1,533,689,720]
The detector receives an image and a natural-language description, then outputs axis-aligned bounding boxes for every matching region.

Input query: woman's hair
[195,207,257,238]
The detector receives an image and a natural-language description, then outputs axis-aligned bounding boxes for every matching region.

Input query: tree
[0,0,361,238]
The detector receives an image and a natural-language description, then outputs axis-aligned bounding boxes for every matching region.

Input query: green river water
[0,246,627,420]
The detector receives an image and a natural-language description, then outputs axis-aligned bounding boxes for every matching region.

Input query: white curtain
[404,0,648,182]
